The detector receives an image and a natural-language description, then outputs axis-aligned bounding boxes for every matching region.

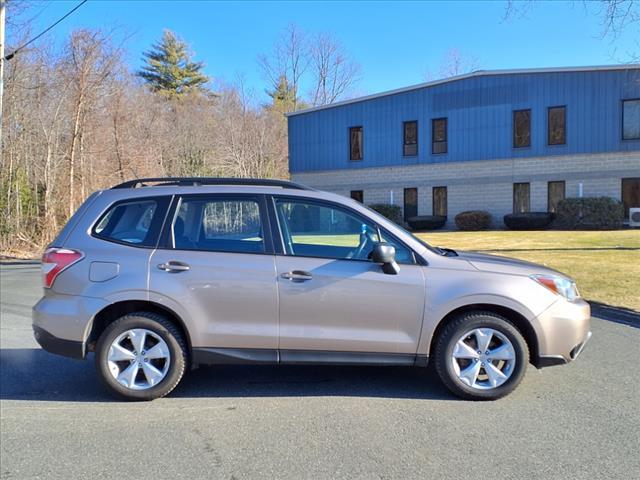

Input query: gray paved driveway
[1,263,639,479]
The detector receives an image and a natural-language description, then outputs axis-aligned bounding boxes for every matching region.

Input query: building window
[404,188,418,221]
[548,106,566,145]
[622,178,640,220]
[403,121,418,156]
[513,109,531,148]
[432,186,447,216]
[349,126,363,160]
[622,99,640,140]
[548,181,566,213]
[513,183,530,213]
[350,190,363,203]
[432,118,447,154]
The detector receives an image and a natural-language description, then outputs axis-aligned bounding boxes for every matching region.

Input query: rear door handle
[280,270,313,282]
[157,261,190,273]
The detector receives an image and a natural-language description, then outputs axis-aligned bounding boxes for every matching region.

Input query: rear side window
[172,197,265,254]
[93,197,168,247]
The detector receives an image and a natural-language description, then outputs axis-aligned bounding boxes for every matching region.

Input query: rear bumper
[32,294,107,360]
[535,298,592,368]
[33,325,85,359]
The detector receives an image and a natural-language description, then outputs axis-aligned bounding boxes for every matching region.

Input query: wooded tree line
[1,20,360,252]
[1,0,635,253]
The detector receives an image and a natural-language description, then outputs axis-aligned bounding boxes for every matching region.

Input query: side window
[547,106,566,145]
[622,99,640,140]
[403,121,418,156]
[275,198,414,264]
[513,109,531,148]
[173,197,265,254]
[432,118,447,154]
[93,199,161,246]
[349,126,363,161]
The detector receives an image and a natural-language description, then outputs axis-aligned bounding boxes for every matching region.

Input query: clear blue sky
[9,0,639,101]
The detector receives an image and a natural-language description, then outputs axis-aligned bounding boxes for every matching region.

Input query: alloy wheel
[450,328,516,390]
[107,328,171,390]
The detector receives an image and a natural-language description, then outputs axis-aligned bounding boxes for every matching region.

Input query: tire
[95,312,188,401]
[434,311,529,400]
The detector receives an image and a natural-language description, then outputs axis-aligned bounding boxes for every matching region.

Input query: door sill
[192,348,427,367]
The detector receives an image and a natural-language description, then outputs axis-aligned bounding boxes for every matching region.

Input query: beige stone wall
[291,151,640,227]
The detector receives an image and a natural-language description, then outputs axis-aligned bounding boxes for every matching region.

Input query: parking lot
[1,262,639,480]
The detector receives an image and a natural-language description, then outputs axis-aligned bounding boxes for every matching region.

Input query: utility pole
[0,0,5,155]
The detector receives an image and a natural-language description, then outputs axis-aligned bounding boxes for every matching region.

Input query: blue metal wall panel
[288,69,640,173]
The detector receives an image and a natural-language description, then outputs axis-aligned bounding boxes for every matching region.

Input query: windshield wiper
[437,247,458,257]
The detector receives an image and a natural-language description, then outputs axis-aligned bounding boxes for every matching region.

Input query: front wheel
[434,311,529,400]
[95,312,188,401]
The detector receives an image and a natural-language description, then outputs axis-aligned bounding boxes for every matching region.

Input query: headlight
[530,274,580,301]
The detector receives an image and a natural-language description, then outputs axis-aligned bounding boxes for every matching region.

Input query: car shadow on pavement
[590,303,640,328]
[0,348,457,402]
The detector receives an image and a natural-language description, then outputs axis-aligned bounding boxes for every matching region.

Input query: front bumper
[535,297,592,368]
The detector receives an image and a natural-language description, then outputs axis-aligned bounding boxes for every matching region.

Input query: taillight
[41,248,84,288]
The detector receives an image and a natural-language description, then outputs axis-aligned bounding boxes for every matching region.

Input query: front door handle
[157,261,190,273]
[280,270,313,282]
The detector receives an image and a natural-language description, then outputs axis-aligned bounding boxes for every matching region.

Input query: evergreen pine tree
[266,75,301,113]
[138,30,209,96]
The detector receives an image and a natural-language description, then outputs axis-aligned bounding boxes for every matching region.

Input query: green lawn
[416,230,640,312]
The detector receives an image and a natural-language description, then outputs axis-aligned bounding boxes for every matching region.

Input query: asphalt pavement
[1,262,639,480]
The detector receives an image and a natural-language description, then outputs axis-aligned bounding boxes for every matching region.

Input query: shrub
[504,212,553,230]
[554,197,624,230]
[454,210,492,231]
[368,203,402,224]
[407,215,447,231]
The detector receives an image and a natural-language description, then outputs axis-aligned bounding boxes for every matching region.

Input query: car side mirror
[371,243,400,275]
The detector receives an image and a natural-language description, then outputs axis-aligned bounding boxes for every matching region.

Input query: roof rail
[111,177,312,190]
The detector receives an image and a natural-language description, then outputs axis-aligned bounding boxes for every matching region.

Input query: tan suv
[32,177,592,401]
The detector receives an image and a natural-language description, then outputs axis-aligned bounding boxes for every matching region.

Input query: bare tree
[423,48,482,81]
[1,22,294,254]
[309,33,361,106]
[504,1,640,41]
[258,24,309,112]
[60,30,122,215]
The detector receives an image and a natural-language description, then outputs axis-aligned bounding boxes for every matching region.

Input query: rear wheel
[435,311,529,400]
[95,312,188,401]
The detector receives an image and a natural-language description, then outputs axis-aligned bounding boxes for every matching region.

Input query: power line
[3,0,88,61]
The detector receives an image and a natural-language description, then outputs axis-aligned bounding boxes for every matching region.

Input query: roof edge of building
[286,64,640,118]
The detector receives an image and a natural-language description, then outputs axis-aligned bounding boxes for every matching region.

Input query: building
[287,65,640,226]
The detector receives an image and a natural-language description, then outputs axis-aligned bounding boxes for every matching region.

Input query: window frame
[269,195,418,265]
[91,195,172,249]
[350,190,364,203]
[403,187,418,221]
[432,186,448,217]
[621,177,640,220]
[403,120,418,157]
[157,193,275,255]
[513,182,531,213]
[547,181,566,213]
[547,105,566,146]
[622,98,640,141]
[431,117,448,155]
[513,109,532,148]
[349,126,363,161]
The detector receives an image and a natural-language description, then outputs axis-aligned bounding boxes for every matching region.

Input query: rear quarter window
[92,197,170,247]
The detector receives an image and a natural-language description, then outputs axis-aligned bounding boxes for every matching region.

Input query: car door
[271,196,427,361]
[149,194,278,356]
